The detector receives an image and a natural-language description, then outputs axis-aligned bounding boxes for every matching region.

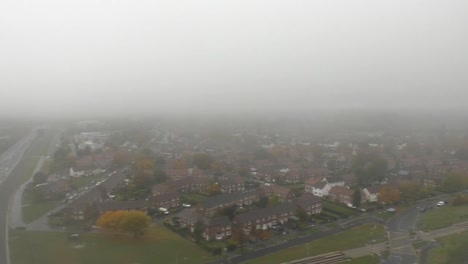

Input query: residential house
[304,177,324,194]
[165,168,191,181]
[328,186,357,206]
[62,170,127,222]
[232,203,296,235]
[153,192,181,209]
[362,186,380,203]
[204,216,232,241]
[309,182,330,197]
[218,175,245,194]
[198,191,259,217]
[97,199,149,213]
[258,184,294,202]
[151,177,211,196]
[62,188,102,222]
[295,194,322,215]
[176,209,232,241]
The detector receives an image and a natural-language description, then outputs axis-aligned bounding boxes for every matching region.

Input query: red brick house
[176,209,232,241]
[328,186,355,206]
[233,203,296,235]
[258,184,295,202]
[295,194,322,215]
[97,199,149,213]
[153,192,181,209]
[198,191,259,217]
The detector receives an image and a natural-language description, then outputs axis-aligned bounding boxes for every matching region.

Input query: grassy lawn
[10,224,220,264]
[417,205,468,231]
[14,132,58,224]
[243,224,385,264]
[322,200,360,217]
[182,192,209,205]
[427,231,468,264]
[22,184,63,224]
[347,255,380,264]
[13,132,54,184]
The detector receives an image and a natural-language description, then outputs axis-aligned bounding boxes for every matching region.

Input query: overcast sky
[1,0,467,117]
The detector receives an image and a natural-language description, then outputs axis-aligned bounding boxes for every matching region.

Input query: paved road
[384,199,444,264]
[0,130,37,264]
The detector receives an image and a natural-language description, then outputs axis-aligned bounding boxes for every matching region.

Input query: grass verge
[427,230,468,264]
[243,223,385,264]
[417,205,468,231]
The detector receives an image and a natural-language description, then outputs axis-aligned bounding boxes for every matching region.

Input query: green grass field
[347,255,380,264]
[10,224,220,264]
[243,223,385,264]
[322,200,360,217]
[15,132,56,224]
[22,190,62,224]
[417,204,468,231]
[14,132,54,184]
[427,230,468,264]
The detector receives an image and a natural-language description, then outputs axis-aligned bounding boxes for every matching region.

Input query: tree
[353,151,387,186]
[455,143,468,161]
[352,189,362,207]
[153,168,168,184]
[378,185,400,205]
[96,210,150,238]
[113,151,128,167]
[257,196,269,208]
[220,205,237,221]
[442,172,468,192]
[32,171,47,185]
[119,210,151,238]
[398,180,423,201]
[192,153,213,170]
[327,159,337,172]
[193,219,206,243]
[96,210,126,230]
[208,183,221,196]
[296,208,308,222]
[269,196,280,206]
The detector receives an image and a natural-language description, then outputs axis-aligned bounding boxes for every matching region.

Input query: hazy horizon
[1,0,467,118]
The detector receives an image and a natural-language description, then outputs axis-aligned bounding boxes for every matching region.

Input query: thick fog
[0,0,467,118]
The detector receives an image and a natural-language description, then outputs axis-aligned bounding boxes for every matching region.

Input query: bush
[452,195,468,206]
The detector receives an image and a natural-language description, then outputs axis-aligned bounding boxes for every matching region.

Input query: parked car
[182,203,191,208]
[436,201,445,206]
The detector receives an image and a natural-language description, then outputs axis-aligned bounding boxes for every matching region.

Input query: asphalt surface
[0,131,36,264]
[384,199,442,264]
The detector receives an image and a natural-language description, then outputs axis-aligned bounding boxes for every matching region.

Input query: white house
[311,182,329,197]
[363,186,380,202]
